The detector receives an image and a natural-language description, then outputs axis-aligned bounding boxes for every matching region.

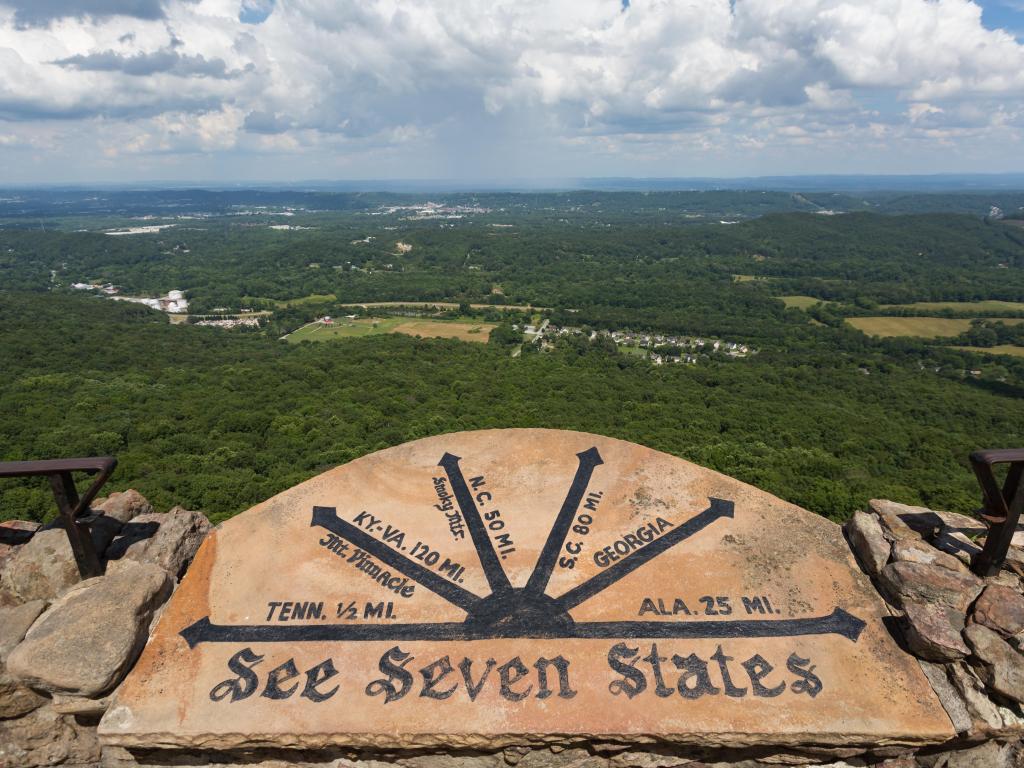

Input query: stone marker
[100,430,955,750]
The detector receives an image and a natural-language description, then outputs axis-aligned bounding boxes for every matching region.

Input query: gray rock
[66,514,122,557]
[933,528,981,567]
[917,660,972,734]
[0,588,18,609]
[972,584,1024,638]
[947,661,1005,732]
[94,489,153,525]
[0,599,46,662]
[6,561,171,697]
[104,512,165,563]
[997,702,1024,733]
[44,513,122,557]
[0,512,127,603]
[131,506,211,580]
[900,602,970,662]
[931,741,1013,768]
[845,510,890,576]
[51,692,110,716]
[0,670,47,718]
[868,499,922,541]
[963,623,1024,704]
[0,528,81,602]
[870,499,985,542]
[0,704,101,768]
[879,560,984,612]
[891,538,967,573]
[0,520,39,569]
[877,759,916,768]
[986,569,1022,590]
[931,510,988,536]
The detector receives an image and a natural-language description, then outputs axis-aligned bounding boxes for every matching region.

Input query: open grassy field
[392,320,495,341]
[779,295,822,309]
[338,300,545,311]
[286,317,402,341]
[948,345,1024,358]
[244,293,337,308]
[880,300,1024,314]
[847,317,975,338]
[286,317,495,344]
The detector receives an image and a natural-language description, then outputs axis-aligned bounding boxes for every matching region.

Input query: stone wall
[0,492,210,768]
[0,493,1022,768]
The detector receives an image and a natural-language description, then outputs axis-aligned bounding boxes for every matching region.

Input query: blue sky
[1,0,1023,183]
[981,0,1024,36]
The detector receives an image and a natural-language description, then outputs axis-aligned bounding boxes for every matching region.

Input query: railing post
[969,449,1024,577]
[49,471,103,578]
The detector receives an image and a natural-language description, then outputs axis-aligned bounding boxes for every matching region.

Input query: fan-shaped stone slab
[99,429,954,750]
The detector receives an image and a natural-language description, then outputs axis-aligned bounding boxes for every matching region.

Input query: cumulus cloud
[0,0,1022,179]
[5,0,169,26]
[53,46,247,78]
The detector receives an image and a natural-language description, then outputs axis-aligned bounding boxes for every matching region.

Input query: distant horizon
[6,172,1024,195]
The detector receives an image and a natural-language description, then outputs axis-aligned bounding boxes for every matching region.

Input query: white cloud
[0,0,1022,179]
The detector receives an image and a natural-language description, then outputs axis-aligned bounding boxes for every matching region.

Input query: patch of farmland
[948,345,1024,358]
[779,295,824,309]
[846,317,974,338]
[880,300,1024,314]
[392,320,495,342]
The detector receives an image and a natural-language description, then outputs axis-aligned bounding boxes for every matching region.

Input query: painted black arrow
[554,497,735,611]
[178,607,864,648]
[439,452,513,596]
[525,446,603,598]
[311,505,481,614]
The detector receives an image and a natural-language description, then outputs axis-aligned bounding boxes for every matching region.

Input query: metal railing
[969,448,1024,577]
[0,457,117,579]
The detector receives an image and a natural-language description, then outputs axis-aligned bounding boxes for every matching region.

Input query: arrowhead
[439,452,461,467]
[577,446,604,466]
[709,498,735,519]
[179,616,211,649]
[833,608,866,643]
[311,506,337,528]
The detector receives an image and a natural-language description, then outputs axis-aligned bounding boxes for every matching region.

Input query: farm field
[286,317,495,343]
[244,293,338,308]
[948,345,1024,358]
[392,319,496,341]
[880,300,1024,313]
[779,295,822,309]
[338,300,544,311]
[847,317,975,338]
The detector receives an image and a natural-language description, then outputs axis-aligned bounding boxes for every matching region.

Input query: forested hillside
[2,292,1020,525]
[3,190,1024,526]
